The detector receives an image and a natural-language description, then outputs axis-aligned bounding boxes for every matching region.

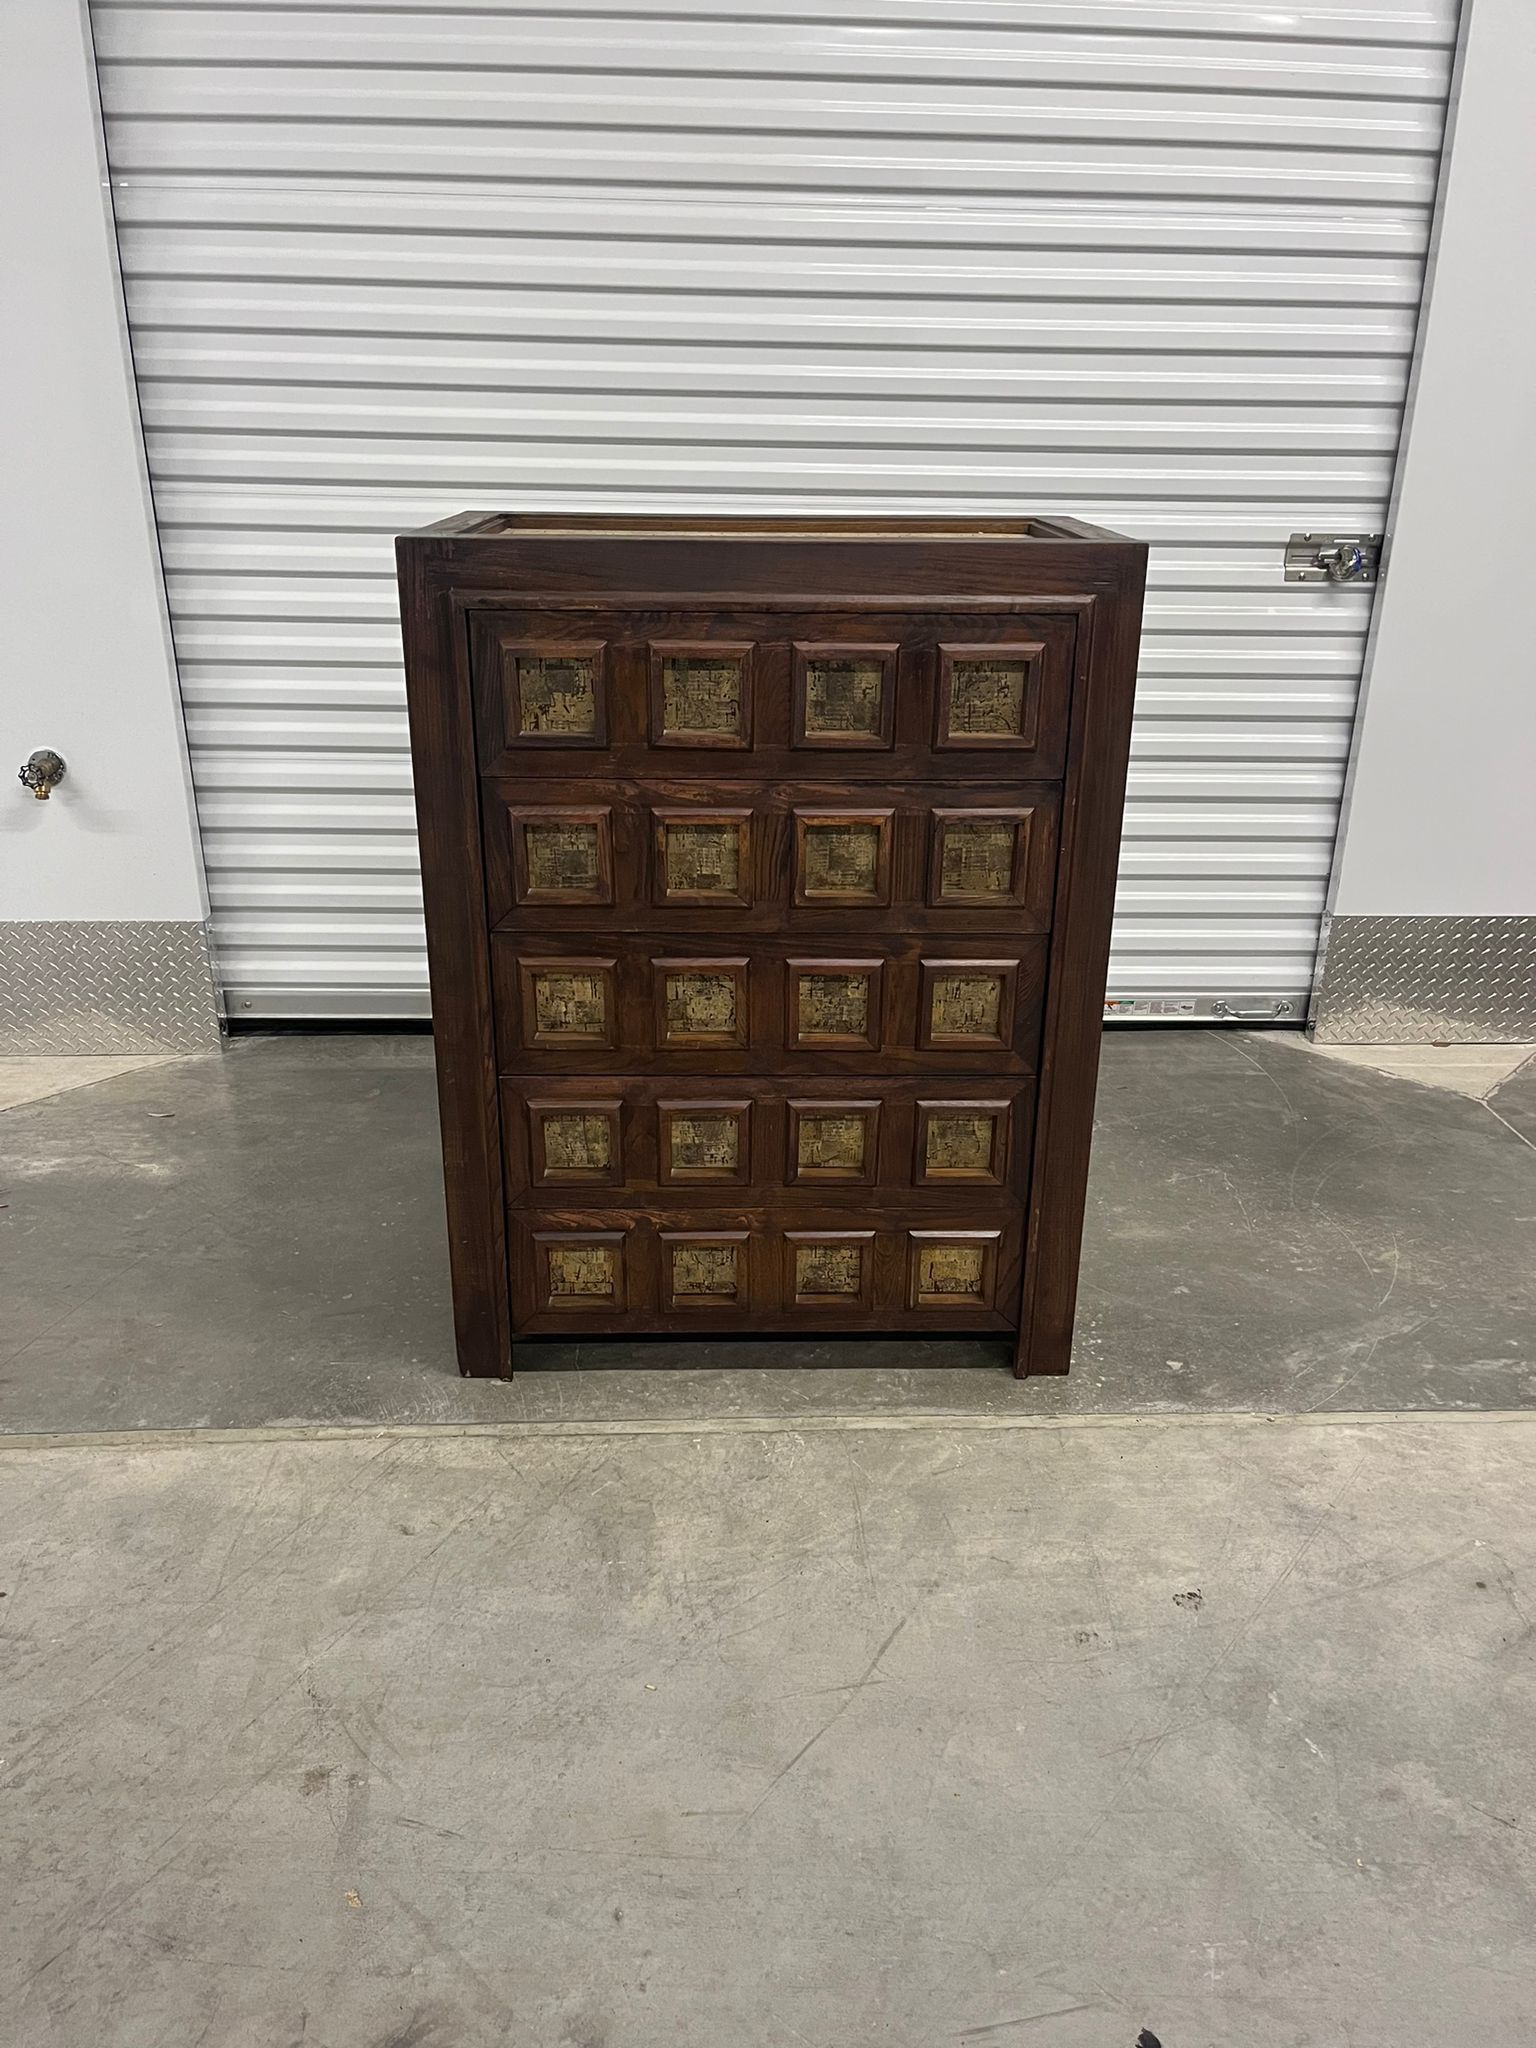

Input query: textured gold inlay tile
[540,1112,611,1172]
[940,819,1016,899]
[672,1243,739,1297]
[930,972,1002,1039]
[525,821,600,893]
[916,1243,986,1299]
[950,659,1028,738]
[661,655,744,737]
[804,658,885,737]
[802,821,881,898]
[547,1244,615,1298]
[795,1244,862,1296]
[798,973,870,1039]
[664,822,740,895]
[669,1115,740,1172]
[925,1112,996,1173]
[516,655,597,736]
[797,1113,867,1173]
[665,971,738,1037]
[533,970,607,1038]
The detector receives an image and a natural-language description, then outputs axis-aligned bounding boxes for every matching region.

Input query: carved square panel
[786,1232,875,1309]
[533,1230,627,1311]
[507,646,607,747]
[517,958,617,1048]
[528,1099,624,1187]
[657,1099,752,1184]
[652,810,753,908]
[654,957,749,1047]
[788,959,883,1051]
[792,643,897,750]
[914,1099,1010,1186]
[787,1099,880,1185]
[662,1232,750,1310]
[649,643,754,748]
[908,1231,1000,1311]
[929,809,1030,908]
[793,810,894,907]
[920,960,1018,1050]
[935,643,1044,751]
[510,806,614,906]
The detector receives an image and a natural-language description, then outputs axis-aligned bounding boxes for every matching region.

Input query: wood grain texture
[397,515,1145,1376]
[469,603,1077,783]
[395,537,511,1379]
[1013,551,1149,1377]
[483,777,1059,935]
[502,1075,1033,1212]
[507,1206,1020,1334]
[492,932,1046,1076]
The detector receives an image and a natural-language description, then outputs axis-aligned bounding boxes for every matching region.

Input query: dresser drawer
[482,776,1060,936]
[470,604,1077,781]
[501,1074,1034,1209]
[509,1204,1023,1334]
[492,932,1047,1077]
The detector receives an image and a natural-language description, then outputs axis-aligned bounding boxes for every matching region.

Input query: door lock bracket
[1284,533,1382,584]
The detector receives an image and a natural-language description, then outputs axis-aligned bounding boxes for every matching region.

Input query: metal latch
[1212,999,1294,1021]
[1284,533,1382,584]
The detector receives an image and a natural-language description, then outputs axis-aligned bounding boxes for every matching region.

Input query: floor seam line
[3,1407,1536,1453]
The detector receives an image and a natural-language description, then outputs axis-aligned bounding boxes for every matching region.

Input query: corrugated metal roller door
[89,0,1459,1021]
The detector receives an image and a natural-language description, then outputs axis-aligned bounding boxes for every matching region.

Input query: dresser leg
[1013,1326,1070,1378]
[460,1355,514,1380]
[454,1317,515,1379]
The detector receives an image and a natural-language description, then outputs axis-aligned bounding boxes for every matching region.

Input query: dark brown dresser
[397,515,1146,1378]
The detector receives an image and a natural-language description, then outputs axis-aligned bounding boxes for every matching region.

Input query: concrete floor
[4,1414,1535,2047]
[1,1029,1532,1432]
[3,1030,1535,2044]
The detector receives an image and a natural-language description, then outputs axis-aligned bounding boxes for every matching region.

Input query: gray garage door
[89,0,1459,1020]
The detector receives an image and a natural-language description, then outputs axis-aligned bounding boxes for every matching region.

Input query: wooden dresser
[398,515,1146,1378]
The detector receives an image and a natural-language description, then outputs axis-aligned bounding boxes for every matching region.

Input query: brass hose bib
[18,750,66,800]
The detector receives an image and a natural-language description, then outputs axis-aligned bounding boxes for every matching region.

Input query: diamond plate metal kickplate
[0,921,222,1053]
[1310,916,1536,1043]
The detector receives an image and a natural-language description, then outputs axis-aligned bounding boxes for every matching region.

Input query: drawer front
[502,1075,1034,1210]
[475,596,1074,1345]
[483,777,1060,936]
[493,932,1046,1076]
[510,1203,1022,1334]
[470,605,1076,781]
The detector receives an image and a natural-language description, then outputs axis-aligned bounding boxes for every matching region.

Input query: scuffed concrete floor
[1,1029,1532,1431]
[4,1037,1534,2045]
[4,1415,1535,2047]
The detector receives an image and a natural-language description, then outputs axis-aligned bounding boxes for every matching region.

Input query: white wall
[0,0,205,924]
[1329,0,1536,919]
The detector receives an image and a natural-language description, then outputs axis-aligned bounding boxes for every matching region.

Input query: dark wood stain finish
[398,513,1145,1377]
